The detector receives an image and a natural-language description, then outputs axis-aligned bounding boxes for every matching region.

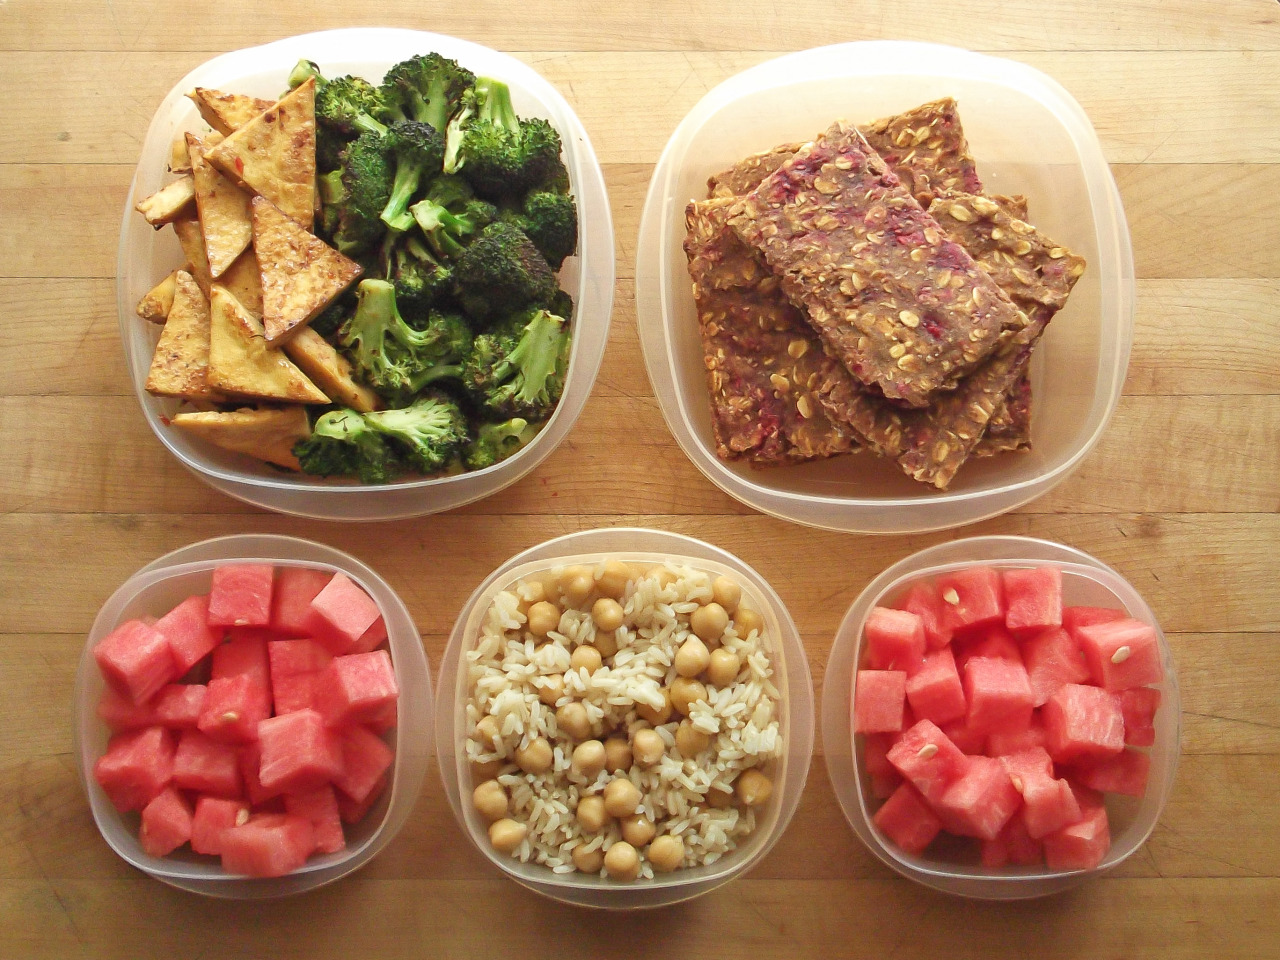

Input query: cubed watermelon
[96,686,156,732]
[939,719,987,756]
[1002,566,1063,635]
[1022,626,1091,707]
[1062,606,1126,632]
[1120,687,1161,747]
[1070,748,1151,798]
[155,594,222,675]
[956,625,1023,668]
[350,616,389,655]
[190,796,250,855]
[986,716,1048,757]
[895,581,952,650]
[869,769,902,799]
[314,650,400,728]
[963,656,1034,736]
[268,638,334,715]
[934,755,1022,841]
[208,564,275,628]
[994,815,1044,866]
[237,741,279,806]
[197,674,271,743]
[257,709,344,794]
[864,607,927,674]
[854,670,908,734]
[309,573,382,656]
[1020,774,1082,840]
[139,786,194,858]
[905,648,968,726]
[93,725,176,812]
[337,772,389,824]
[210,635,270,688]
[872,783,942,855]
[1073,617,1165,693]
[1043,683,1125,764]
[172,729,242,798]
[885,719,969,805]
[220,813,315,878]
[997,747,1055,791]
[937,566,1005,637]
[862,733,896,778]
[93,619,177,705]
[152,683,208,729]
[333,724,396,806]
[284,785,346,855]
[1043,806,1110,871]
[269,566,336,637]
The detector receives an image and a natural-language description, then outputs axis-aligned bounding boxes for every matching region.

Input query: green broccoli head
[315,74,389,139]
[294,409,398,485]
[463,418,543,471]
[333,132,394,255]
[449,79,565,199]
[364,391,469,475]
[463,307,571,421]
[379,53,476,132]
[287,59,324,89]
[391,234,453,309]
[510,188,577,269]
[450,221,560,323]
[379,120,447,231]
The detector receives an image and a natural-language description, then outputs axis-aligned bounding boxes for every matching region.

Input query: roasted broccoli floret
[293,409,397,485]
[332,132,394,255]
[287,59,324,89]
[450,221,560,322]
[378,53,476,132]
[378,121,447,231]
[317,75,389,139]
[391,234,453,308]
[409,196,494,260]
[506,188,578,269]
[463,418,543,470]
[462,307,570,420]
[364,391,469,475]
[445,78,564,199]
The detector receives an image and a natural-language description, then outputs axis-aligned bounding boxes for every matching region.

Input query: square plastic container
[435,527,814,908]
[73,534,434,898]
[117,28,614,520]
[635,42,1134,533]
[821,536,1179,898]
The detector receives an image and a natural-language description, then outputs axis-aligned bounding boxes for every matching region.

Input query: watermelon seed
[1011,775,1024,792]
[220,711,240,723]
[235,807,250,826]
[1111,646,1132,664]
[916,744,938,760]
[942,589,960,605]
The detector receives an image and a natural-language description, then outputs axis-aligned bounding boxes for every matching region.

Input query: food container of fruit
[73,534,433,898]
[635,41,1134,533]
[118,27,613,520]
[435,527,814,908]
[822,535,1179,898]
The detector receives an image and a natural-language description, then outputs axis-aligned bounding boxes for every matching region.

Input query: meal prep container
[74,534,434,898]
[117,28,614,520]
[822,536,1179,898]
[435,527,814,908]
[636,42,1134,533]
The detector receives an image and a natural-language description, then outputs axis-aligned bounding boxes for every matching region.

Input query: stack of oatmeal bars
[684,99,1087,490]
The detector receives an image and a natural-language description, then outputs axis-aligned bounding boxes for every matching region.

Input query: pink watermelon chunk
[1070,748,1151,798]
[1062,606,1125,632]
[314,650,400,728]
[988,815,1044,867]
[268,638,334,715]
[986,716,1048,757]
[257,709,344,794]
[1043,806,1110,871]
[1120,687,1161,747]
[1019,774,1082,840]
[155,594,222,675]
[963,656,1034,736]
[350,616,390,655]
[338,772,388,824]
[284,785,346,855]
[957,625,1023,668]
[237,741,279,806]
[863,607,926,674]
[190,796,250,855]
[1043,683,1125,764]
[1073,617,1165,693]
[269,567,335,637]
[939,719,987,756]
[139,786,194,857]
[93,725,176,812]
[208,564,275,628]
[997,746,1055,791]
[937,566,1005,637]
[96,686,156,732]
[333,725,395,806]
[873,782,942,855]
[198,674,271,743]
[309,573,382,656]
[934,755,1022,841]
[211,635,271,688]
[895,581,952,650]
[854,670,908,734]
[1002,566,1062,635]
[172,729,242,798]
[905,648,967,726]
[152,683,208,729]
[886,719,969,805]
[1022,626,1090,707]
[220,813,315,878]
[93,619,177,705]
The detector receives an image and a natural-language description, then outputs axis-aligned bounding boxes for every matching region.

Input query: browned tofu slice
[144,270,224,401]
[204,78,317,228]
[187,87,275,137]
[188,134,254,279]
[218,247,264,318]
[207,286,329,404]
[252,195,362,343]
[171,406,311,471]
[135,175,196,227]
[172,219,213,296]
[283,328,382,413]
[136,269,182,324]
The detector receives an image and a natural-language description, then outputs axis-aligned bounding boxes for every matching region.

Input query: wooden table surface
[3,1,1278,957]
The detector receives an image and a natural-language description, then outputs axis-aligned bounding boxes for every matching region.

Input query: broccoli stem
[475,78,518,133]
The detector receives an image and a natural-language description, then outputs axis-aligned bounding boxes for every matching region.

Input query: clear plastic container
[116,28,614,520]
[822,536,1179,898]
[73,534,434,898]
[635,42,1134,533]
[435,527,814,908]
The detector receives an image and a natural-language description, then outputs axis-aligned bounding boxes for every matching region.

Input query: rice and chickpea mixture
[463,557,784,881]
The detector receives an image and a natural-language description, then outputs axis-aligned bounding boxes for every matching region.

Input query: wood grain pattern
[2,1,1278,956]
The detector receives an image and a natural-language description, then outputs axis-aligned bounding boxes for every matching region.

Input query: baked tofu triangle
[187,87,275,137]
[205,77,317,227]
[207,285,329,404]
[144,270,225,402]
[188,134,253,278]
[172,406,312,471]
[251,195,363,342]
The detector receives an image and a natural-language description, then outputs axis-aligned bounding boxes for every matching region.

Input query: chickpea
[558,565,595,607]
[734,606,763,639]
[674,635,711,678]
[706,647,741,688]
[571,739,607,779]
[603,736,632,772]
[472,779,509,821]
[604,840,641,881]
[576,794,609,832]
[675,720,711,758]
[471,756,504,782]
[621,814,655,847]
[646,566,677,588]
[527,600,561,638]
[596,560,632,599]
[706,786,735,809]
[648,834,685,873]
[556,701,592,740]
[518,579,547,610]
[736,768,773,807]
[631,728,665,768]
[711,576,742,613]
[635,688,672,725]
[474,715,501,750]
[515,737,553,775]
[603,777,642,818]
[591,597,625,632]
[669,677,707,717]
[537,673,565,707]
[690,602,729,644]
[593,630,619,659]
[572,843,604,874]
[488,818,527,854]
[570,644,603,675]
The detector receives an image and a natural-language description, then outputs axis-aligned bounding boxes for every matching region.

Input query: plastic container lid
[74,534,433,898]
[636,42,1134,533]
[117,28,614,520]
[822,536,1180,898]
[435,527,814,908]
